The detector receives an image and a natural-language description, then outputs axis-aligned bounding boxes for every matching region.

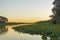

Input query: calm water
[0,24,42,40]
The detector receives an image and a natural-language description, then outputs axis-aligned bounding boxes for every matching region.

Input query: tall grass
[13,23,60,40]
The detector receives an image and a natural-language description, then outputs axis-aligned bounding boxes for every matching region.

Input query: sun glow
[0,0,53,23]
[8,17,51,23]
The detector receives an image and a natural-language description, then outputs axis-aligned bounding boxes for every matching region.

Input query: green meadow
[13,22,60,40]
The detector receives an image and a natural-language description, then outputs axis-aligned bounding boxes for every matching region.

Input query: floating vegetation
[12,23,60,40]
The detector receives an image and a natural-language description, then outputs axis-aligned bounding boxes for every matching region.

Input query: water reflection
[0,24,8,34]
[0,24,42,40]
[13,25,60,40]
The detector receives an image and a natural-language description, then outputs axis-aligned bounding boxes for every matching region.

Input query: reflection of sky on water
[0,25,42,40]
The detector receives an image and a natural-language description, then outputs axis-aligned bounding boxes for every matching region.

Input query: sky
[0,0,54,23]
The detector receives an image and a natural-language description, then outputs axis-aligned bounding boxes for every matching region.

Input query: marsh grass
[13,23,60,40]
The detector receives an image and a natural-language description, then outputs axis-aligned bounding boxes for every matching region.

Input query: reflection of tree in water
[13,25,60,40]
[0,24,8,34]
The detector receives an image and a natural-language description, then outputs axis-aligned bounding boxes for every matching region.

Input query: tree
[52,0,60,24]
[0,16,8,23]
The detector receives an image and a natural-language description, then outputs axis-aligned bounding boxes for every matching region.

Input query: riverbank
[13,23,60,40]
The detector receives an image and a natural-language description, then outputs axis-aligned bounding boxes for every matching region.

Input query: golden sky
[0,0,54,23]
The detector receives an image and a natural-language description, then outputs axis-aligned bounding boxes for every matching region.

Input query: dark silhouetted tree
[52,0,60,24]
[0,16,8,23]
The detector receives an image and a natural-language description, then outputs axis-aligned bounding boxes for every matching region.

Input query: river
[0,24,42,40]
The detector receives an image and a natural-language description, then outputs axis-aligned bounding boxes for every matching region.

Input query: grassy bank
[13,23,60,40]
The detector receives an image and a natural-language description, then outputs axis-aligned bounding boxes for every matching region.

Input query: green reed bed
[13,23,60,40]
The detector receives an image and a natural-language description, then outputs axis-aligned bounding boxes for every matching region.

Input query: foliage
[52,0,60,24]
[13,23,60,40]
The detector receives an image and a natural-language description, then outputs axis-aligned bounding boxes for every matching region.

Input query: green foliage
[52,0,60,24]
[13,23,60,40]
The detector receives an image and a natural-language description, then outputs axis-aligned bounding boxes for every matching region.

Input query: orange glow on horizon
[8,17,51,23]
